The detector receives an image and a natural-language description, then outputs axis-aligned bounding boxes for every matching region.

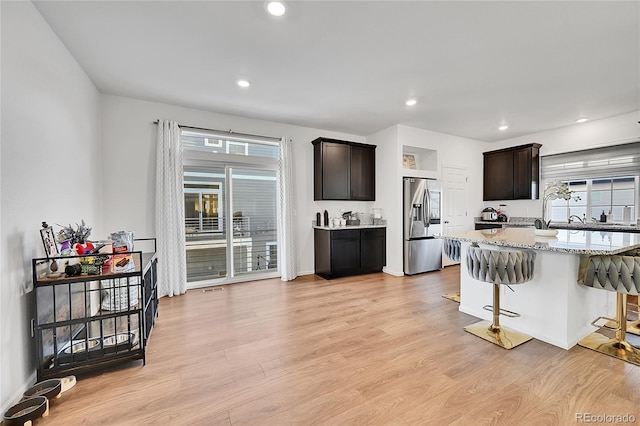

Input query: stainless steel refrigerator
[403,177,442,275]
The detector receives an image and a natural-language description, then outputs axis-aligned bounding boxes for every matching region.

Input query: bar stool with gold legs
[578,250,640,365]
[626,295,640,335]
[442,238,462,303]
[464,246,536,349]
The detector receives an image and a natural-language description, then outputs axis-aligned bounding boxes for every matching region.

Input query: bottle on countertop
[600,210,606,223]
[323,210,329,227]
[316,212,321,226]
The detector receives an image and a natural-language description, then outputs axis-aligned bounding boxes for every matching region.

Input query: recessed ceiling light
[576,117,588,123]
[267,1,286,16]
[405,99,417,106]
[236,79,250,88]
[498,125,509,131]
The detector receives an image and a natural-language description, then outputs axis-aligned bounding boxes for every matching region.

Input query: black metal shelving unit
[31,239,158,380]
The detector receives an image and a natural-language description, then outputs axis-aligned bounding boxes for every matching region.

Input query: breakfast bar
[443,228,640,349]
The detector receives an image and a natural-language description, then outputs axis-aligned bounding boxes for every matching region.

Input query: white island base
[458,241,616,350]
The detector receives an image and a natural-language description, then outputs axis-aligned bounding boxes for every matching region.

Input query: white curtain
[156,120,187,297]
[277,137,298,281]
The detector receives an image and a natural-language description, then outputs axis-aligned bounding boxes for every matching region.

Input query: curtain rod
[152,120,281,142]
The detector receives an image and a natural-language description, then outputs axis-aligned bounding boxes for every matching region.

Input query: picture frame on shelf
[40,226,59,258]
[403,154,417,169]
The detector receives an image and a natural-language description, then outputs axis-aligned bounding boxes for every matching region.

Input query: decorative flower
[541,181,581,228]
[56,220,92,245]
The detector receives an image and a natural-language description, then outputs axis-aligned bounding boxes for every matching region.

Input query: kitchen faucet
[568,215,584,224]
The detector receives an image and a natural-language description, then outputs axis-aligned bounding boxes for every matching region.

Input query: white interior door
[442,165,468,266]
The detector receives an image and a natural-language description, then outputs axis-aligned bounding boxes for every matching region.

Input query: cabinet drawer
[330,229,360,240]
[361,228,385,239]
[474,223,503,230]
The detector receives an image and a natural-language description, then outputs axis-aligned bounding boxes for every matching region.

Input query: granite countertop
[314,224,387,230]
[474,216,640,233]
[549,221,639,232]
[442,227,640,255]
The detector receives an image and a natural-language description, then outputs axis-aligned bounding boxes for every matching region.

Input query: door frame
[441,164,468,266]
[182,156,281,288]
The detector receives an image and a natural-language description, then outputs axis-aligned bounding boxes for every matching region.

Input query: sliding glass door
[231,168,278,276]
[184,165,227,282]
[182,128,281,285]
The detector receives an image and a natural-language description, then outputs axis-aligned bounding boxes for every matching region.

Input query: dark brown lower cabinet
[474,222,503,230]
[314,227,386,279]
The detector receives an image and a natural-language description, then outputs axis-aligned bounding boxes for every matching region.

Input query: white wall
[100,95,365,277]
[368,124,487,275]
[0,1,102,412]
[368,126,401,274]
[483,111,640,218]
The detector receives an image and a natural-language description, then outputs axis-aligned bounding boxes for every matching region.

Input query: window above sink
[548,176,638,224]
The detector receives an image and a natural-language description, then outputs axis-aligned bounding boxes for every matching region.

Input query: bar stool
[464,247,536,349]
[444,238,461,263]
[442,238,461,303]
[626,296,640,335]
[578,251,640,365]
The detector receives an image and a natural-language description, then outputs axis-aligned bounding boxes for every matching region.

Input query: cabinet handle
[444,221,450,224]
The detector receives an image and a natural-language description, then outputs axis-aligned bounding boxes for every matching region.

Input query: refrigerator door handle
[407,206,414,237]
[423,189,430,227]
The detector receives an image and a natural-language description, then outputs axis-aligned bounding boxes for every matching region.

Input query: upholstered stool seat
[444,238,461,262]
[464,246,536,349]
[578,251,640,365]
[442,239,462,302]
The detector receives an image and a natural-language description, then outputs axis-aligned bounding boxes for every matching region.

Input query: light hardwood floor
[38,266,640,425]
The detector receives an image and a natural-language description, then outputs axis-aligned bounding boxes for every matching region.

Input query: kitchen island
[443,228,640,349]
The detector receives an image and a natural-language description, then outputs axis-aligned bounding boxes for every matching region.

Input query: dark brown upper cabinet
[312,138,376,201]
[483,143,541,201]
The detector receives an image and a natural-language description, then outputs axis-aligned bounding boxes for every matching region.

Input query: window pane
[549,176,638,223]
[231,168,278,275]
[566,180,586,218]
[612,188,634,206]
[184,166,228,282]
[182,130,279,159]
[549,198,568,222]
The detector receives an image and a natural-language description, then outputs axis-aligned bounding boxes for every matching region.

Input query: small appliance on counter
[356,212,373,225]
[342,211,360,226]
[497,204,508,222]
[481,207,498,221]
[371,208,385,225]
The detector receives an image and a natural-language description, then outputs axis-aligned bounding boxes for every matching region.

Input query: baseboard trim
[383,267,404,277]
[1,370,37,415]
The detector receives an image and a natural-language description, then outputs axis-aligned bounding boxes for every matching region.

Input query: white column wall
[0,1,102,412]
[367,126,401,275]
[366,124,488,275]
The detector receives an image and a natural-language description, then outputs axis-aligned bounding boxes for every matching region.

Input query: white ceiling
[33,1,639,142]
